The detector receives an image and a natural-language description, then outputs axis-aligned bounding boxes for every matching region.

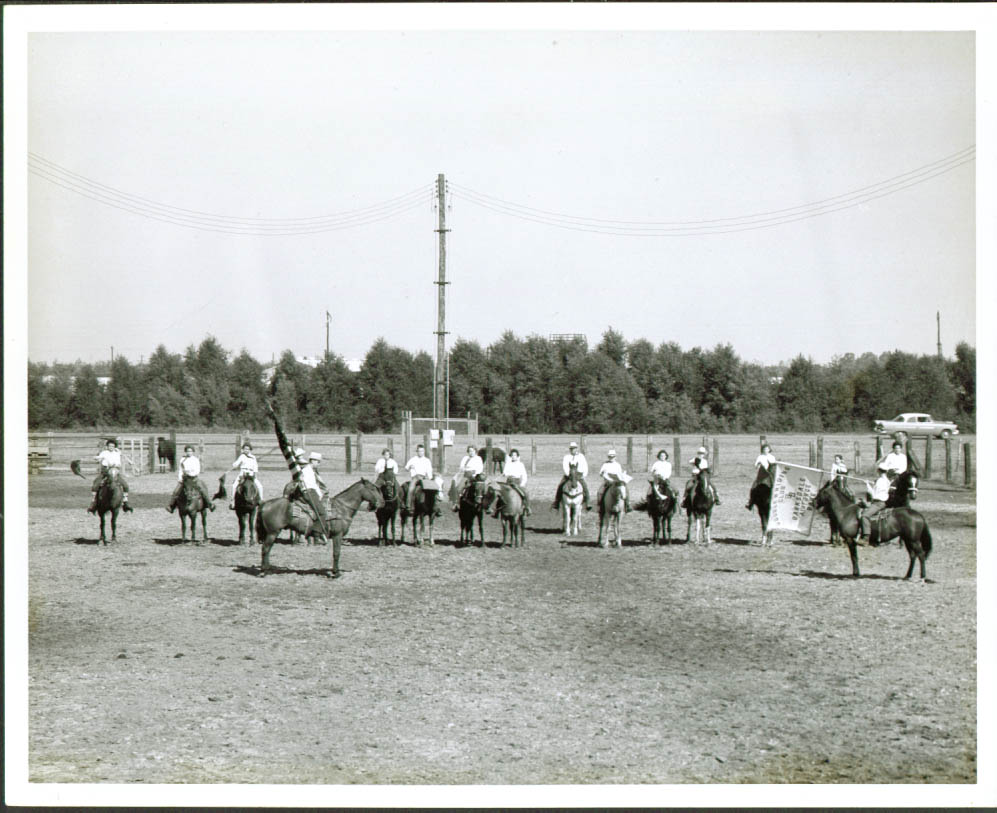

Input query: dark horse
[746,466,775,546]
[256,479,383,577]
[642,476,677,546]
[231,474,261,545]
[177,473,210,544]
[375,470,401,546]
[483,481,526,548]
[399,479,440,546]
[814,479,932,580]
[597,478,626,548]
[93,466,124,544]
[683,470,715,545]
[457,475,487,547]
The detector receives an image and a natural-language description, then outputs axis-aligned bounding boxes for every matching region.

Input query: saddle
[498,476,527,500]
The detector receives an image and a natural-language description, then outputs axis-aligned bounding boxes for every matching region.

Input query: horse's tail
[255,505,267,540]
[632,498,649,512]
[920,522,932,558]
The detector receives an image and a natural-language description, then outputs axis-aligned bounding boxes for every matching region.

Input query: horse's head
[464,477,487,506]
[815,480,832,512]
[359,478,384,510]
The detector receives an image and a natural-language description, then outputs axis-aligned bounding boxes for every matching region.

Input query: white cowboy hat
[293,447,307,461]
[698,446,708,455]
[308,452,322,462]
[568,441,578,448]
[607,450,617,457]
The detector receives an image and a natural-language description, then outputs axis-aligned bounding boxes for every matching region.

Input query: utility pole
[326,310,331,359]
[936,310,942,359]
[434,174,450,473]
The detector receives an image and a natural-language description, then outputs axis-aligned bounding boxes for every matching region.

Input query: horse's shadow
[152,537,209,546]
[234,564,340,579]
[713,567,934,584]
[204,537,243,547]
[72,537,104,546]
[712,537,751,546]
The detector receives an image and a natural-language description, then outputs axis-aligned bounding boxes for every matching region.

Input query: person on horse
[227,441,261,510]
[374,447,399,482]
[489,448,531,517]
[597,449,632,513]
[451,444,485,512]
[552,440,591,512]
[168,445,216,512]
[878,440,908,485]
[858,464,892,542]
[289,447,330,532]
[685,446,721,506]
[745,443,776,509]
[647,449,678,504]
[830,453,856,501]
[404,443,441,517]
[87,437,133,513]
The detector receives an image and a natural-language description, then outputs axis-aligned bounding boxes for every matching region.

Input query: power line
[450,146,974,236]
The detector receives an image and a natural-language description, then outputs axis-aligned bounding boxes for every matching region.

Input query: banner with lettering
[767,462,826,535]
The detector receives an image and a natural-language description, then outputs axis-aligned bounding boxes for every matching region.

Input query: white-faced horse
[561,464,584,536]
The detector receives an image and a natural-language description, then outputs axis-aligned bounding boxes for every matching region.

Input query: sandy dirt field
[27,435,976,784]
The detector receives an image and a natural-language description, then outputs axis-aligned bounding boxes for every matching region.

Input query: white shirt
[755,452,776,470]
[178,455,201,480]
[299,463,320,492]
[869,475,891,502]
[502,459,528,485]
[232,453,258,476]
[459,454,484,478]
[374,457,399,475]
[690,456,709,471]
[880,451,907,472]
[562,452,589,477]
[600,460,625,480]
[96,449,121,469]
[405,455,433,479]
[831,460,848,477]
[650,459,672,480]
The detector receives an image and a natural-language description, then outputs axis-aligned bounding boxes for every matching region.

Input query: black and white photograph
[4,3,994,807]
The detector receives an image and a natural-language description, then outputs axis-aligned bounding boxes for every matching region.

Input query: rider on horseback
[452,444,485,512]
[597,450,632,513]
[87,438,133,513]
[552,441,591,512]
[683,446,721,508]
[167,445,216,512]
[374,447,399,481]
[647,449,678,505]
[489,448,531,517]
[404,444,442,518]
[858,464,892,542]
[745,443,775,510]
[227,441,261,510]
[830,454,856,501]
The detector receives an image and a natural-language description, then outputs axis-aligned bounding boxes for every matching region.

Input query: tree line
[28,331,976,435]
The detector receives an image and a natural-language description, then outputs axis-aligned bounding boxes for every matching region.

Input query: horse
[478,446,506,475]
[399,479,440,546]
[457,475,488,547]
[683,470,715,545]
[643,476,677,546]
[483,481,526,548]
[814,479,932,580]
[375,470,401,545]
[232,474,261,545]
[256,479,383,577]
[746,466,775,546]
[176,473,210,544]
[561,464,585,537]
[93,466,124,544]
[597,478,625,548]
[887,469,920,509]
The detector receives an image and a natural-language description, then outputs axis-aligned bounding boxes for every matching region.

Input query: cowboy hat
[698,446,708,455]
[308,452,322,462]
[568,441,579,448]
[293,447,307,461]
[607,450,617,457]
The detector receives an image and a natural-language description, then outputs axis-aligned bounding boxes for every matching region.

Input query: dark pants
[92,472,129,493]
[860,500,886,537]
[170,478,213,507]
[834,475,855,502]
[554,475,589,508]
[406,478,424,512]
[647,479,677,502]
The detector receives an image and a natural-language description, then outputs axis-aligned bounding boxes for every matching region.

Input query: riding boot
[122,497,134,513]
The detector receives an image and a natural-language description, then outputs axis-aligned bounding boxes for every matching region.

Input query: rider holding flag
[87,437,133,513]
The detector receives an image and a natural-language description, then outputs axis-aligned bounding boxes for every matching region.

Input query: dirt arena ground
[26,435,977,784]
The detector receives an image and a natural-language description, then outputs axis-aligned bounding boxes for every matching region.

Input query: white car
[873,413,960,439]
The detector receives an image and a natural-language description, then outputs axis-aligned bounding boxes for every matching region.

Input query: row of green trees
[28,331,975,434]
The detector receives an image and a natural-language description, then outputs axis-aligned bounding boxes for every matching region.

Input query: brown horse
[746,466,775,546]
[483,481,525,548]
[683,471,715,545]
[399,479,440,546]
[231,474,261,545]
[597,478,625,548]
[814,479,932,580]
[177,474,210,544]
[93,467,125,544]
[457,475,487,547]
[374,470,401,546]
[256,479,383,577]
[638,476,677,546]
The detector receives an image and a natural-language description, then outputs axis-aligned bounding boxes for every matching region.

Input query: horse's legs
[260,531,277,572]
[99,513,107,544]
[110,509,118,542]
[331,532,342,577]
[844,536,860,577]
[201,510,209,543]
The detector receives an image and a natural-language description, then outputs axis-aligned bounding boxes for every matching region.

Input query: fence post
[945,438,953,483]
[963,443,972,487]
[388,437,394,457]
[759,433,767,448]
[875,435,883,465]
[626,437,634,471]
[712,438,720,476]
[169,429,177,471]
[199,437,205,461]
[580,435,587,456]
[345,435,352,474]
[907,444,923,477]
[531,437,537,476]
[646,436,653,471]
[425,431,433,473]
[816,436,824,471]
[924,437,933,479]
[505,434,511,454]
[356,433,363,471]
[808,441,815,468]
[485,437,493,472]
[673,437,681,470]
[149,435,157,474]
[853,441,861,477]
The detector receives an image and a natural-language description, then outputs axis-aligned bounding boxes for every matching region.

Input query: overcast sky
[20,20,978,370]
